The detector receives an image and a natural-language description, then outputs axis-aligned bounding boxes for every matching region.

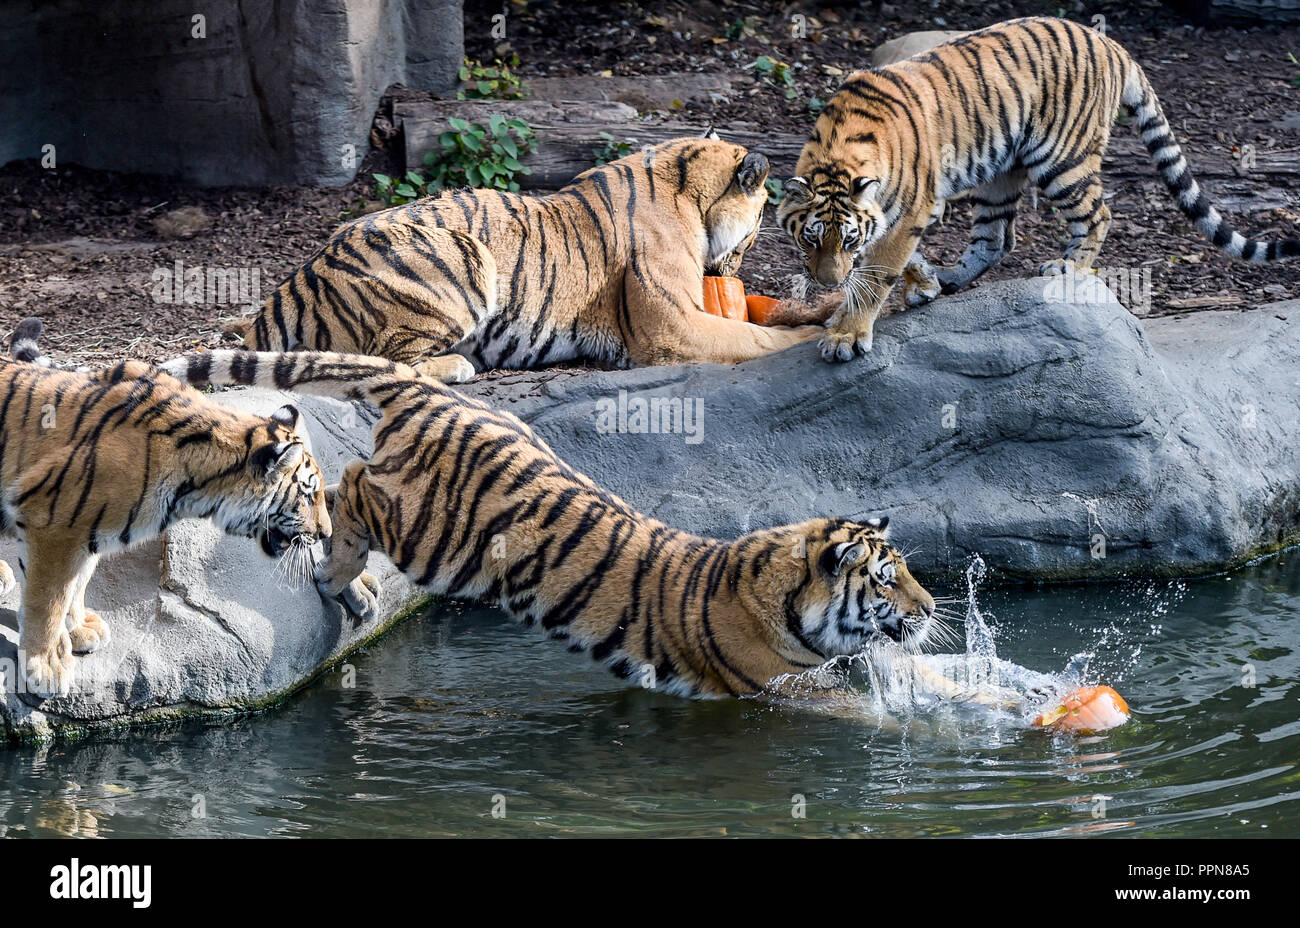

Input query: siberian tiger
[779,16,1300,361]
[229,137,832,378]
[1,319,331,698]
[161,349,937,698]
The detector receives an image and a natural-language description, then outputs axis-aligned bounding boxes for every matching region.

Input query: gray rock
[460,278,1300,583]
[0,0,464,186]
[871,31,968,66]
[1,393,426,743]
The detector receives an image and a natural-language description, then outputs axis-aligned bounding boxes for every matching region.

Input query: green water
[1,553,1297,838]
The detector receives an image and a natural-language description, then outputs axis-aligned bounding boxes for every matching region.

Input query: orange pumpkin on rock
[744,294,783,326]
[701,276,749,321]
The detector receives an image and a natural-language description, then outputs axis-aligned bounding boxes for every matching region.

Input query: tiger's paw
[903,275,942,308]
[1038,258,1085,277]
[0,560,15,596]
[819,326,874,362]
[413,354,476,384]
[903,258,942,308]
[69,612,111,655]
[23,637,74,699]
[319,570,380,623]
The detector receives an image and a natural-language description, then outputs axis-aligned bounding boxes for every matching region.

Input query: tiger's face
[694,144,771,277]
[214,404,331,557]
[791,518,935,658]
[778,171,887,286]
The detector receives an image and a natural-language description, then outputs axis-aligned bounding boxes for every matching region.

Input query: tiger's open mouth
[260,527,302,558]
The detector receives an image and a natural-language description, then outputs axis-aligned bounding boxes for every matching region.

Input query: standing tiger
[161,349,937,699]
[230,137,831,379]
[1,319,331,698]
[779,17,1300,361]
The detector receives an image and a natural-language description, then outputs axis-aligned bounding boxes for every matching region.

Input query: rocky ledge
[1,392,426,742]
[460,276,1300,583]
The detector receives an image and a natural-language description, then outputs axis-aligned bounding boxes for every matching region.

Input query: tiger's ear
[866,515,890,537]
[819,540,865,578]
[737,152,769,196]
[701,125,721,141]
[851,177,880,207]
[783,176,814,205]
[270,404,301,434]
[252,439,304,475]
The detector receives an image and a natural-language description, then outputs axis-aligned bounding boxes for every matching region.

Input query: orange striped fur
[1,319,330,698]
[779,17,1299,361]
[234,137,830,378]
[162,349,938,698]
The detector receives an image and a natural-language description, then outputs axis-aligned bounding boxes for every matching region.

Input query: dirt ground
[2,0,1298,365]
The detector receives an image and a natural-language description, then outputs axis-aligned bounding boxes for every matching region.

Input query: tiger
[778,16,1300,362]
[227,135,835,379]
[160,349,938,699]
[0,318,332,698]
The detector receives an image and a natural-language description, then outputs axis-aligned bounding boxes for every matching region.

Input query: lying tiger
[779,17,1300,361]
[162,349,937,698]
[1,319,331,698]
[229,136,832,379]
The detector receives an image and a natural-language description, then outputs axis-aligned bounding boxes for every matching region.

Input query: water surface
[1,553,1297,838]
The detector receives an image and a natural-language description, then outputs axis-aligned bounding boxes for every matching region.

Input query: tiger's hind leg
[64,555,110,655]
[1032,153,1111,276]
[315,461,380,622]
[310,225,497,380]
[935,169,1028,293]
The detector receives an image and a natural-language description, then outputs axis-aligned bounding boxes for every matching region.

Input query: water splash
[766,554,1175,730]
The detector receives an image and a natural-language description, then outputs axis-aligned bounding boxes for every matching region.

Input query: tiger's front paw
[319,570,380,623]
[0,560,15,596]
[23,636,74,699]
[69,612,111,655]
[903,276,941,308]
[413,354,476,384]
[819,325,874,362]
[903,259,942,308]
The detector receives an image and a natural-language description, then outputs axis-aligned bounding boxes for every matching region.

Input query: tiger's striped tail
[1124,60,1300,262]
[160,350,419,405]
[10,317,53,366]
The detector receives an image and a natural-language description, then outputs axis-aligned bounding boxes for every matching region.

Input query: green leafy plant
[725,16,759,40]
[374,115,536,205]
[764,177,785,205]
[593,131,632,166]
[754,55,798,100]
[1288,52,1300,87]
[458,55,526,100]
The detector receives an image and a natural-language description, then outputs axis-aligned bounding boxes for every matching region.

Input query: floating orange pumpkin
[1033,685,1130,733]
[701,276,748,320]
[745,294,782,326]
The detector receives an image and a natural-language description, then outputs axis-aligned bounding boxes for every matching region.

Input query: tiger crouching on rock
[162,349,938,699]
[228,136,833,379]
[0,319,332,698]
[779,16,1300,361]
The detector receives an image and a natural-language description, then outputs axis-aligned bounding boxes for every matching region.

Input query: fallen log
[396,99,1300,193]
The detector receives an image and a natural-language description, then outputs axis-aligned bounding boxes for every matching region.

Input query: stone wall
[0,0,463,186]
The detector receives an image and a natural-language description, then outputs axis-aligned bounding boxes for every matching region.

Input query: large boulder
[461,278,1300,582]
[0,393,426,742]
